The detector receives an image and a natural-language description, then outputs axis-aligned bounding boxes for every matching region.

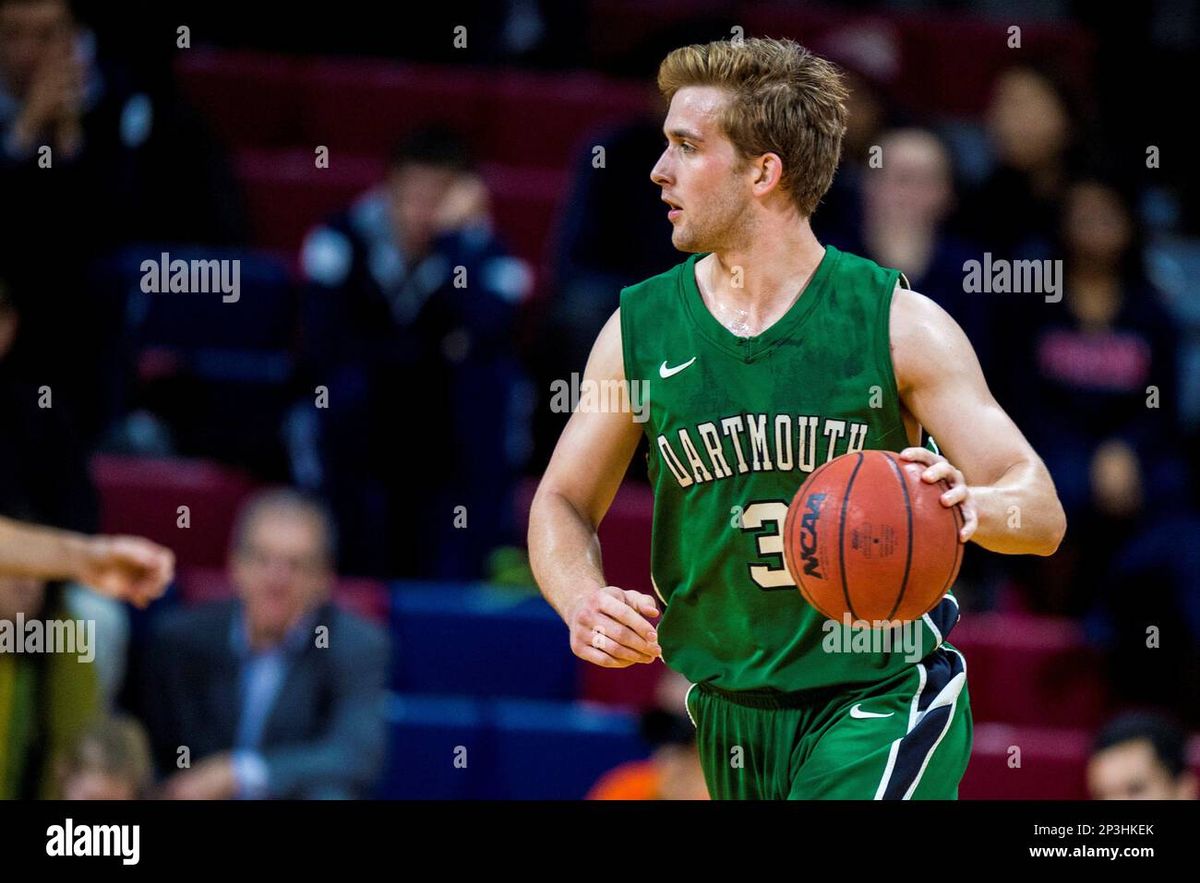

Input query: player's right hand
[567,584,662,668]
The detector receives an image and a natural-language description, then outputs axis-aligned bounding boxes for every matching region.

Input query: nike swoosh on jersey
[659,357,697,379]
[849,703,895,719]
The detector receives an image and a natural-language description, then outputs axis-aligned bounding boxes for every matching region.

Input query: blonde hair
[657,37,849,217]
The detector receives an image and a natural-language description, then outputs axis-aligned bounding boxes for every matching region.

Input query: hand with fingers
[898,447,978,544]
[567,584,663,668]
[76,535,176,609]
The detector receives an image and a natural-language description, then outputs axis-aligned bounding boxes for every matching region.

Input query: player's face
[651,86,754,253]
[1086,740,1185,799]
[232,510,333,638]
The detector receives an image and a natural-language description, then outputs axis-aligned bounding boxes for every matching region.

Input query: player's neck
[702,219,826,309]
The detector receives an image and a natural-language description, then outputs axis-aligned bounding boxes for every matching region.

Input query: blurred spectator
[1085,444,1200,725]
[0,0,244,441]
[295,126,531,579]
[953,61,1087,260]
[832,128,994,381]
[1003,177,1184,614]
[1087,711,1198,799]
[587,670,708,800]
[0,573,101,799]
[810,26,903,250]
[0,0,243,246]
[58,713,153,799]
[142,488,388,799]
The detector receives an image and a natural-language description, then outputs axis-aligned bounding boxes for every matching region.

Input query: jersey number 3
[739,500,797,590]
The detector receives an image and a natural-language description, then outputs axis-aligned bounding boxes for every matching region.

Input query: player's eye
[680,142,695,154]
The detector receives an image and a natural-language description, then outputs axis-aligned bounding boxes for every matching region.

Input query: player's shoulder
[889,283,976,390]
[821,244,905,290]
[618,253,696,307]
[889,283,958,337]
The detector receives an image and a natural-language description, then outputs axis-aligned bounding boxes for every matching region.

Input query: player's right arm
[528,308,664,668]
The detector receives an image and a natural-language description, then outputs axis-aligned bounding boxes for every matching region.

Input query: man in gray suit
[144,488,389,799]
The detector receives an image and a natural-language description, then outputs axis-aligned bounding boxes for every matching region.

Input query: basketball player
[529,38,1067,799]
[0,514,174,608]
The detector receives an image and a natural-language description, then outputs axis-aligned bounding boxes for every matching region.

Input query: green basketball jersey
[619,244,960,694]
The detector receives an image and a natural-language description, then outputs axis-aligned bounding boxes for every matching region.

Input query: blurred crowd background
[0,0,1198,800]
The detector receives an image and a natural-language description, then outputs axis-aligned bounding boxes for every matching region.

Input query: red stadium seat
[951,612,1109,730]
[297,59,491,156]
[480,162,568,269]
[961,723,1092,799]
[173,49,305,148]
[234,147,385,253]
[963,725,1200,800]
[480,70,653,167]
[91,454,260,569]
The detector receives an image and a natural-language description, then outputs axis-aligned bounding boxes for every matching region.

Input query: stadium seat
[389,581,578,701]
[234,148,385,253]
[92,244,302,471]
[962,724,1200,800]
[91,455,259,568]
[480,162,568,268]
[297,59,491,156]
[379,694,492,799]
[951,613,1109,730]
[480,70,652,167]
[173,49,305,148]
[378,694,648,799]
[960,723,1092,799]
[488,697,647,799]
[99,244,297,355]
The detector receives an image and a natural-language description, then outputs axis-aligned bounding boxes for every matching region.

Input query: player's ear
[753,152,783,193]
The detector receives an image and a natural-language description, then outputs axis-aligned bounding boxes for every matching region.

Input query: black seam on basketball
[785,494,823,611]
[839,452,864,621]
[785,459,836,602]
[938,478,964,595]
[882,452,914,621]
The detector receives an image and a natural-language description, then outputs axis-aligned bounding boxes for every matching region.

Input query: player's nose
[650,153,671,186]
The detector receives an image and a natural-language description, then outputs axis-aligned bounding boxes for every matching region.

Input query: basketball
[782,450,963,624]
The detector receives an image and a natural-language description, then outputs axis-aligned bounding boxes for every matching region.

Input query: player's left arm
[891,286,1067,556]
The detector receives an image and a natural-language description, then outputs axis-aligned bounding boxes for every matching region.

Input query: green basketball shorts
[684,644,972,799]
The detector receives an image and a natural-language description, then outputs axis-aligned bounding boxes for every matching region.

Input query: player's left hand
[76,535,175,608]
[898,447,978,544]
